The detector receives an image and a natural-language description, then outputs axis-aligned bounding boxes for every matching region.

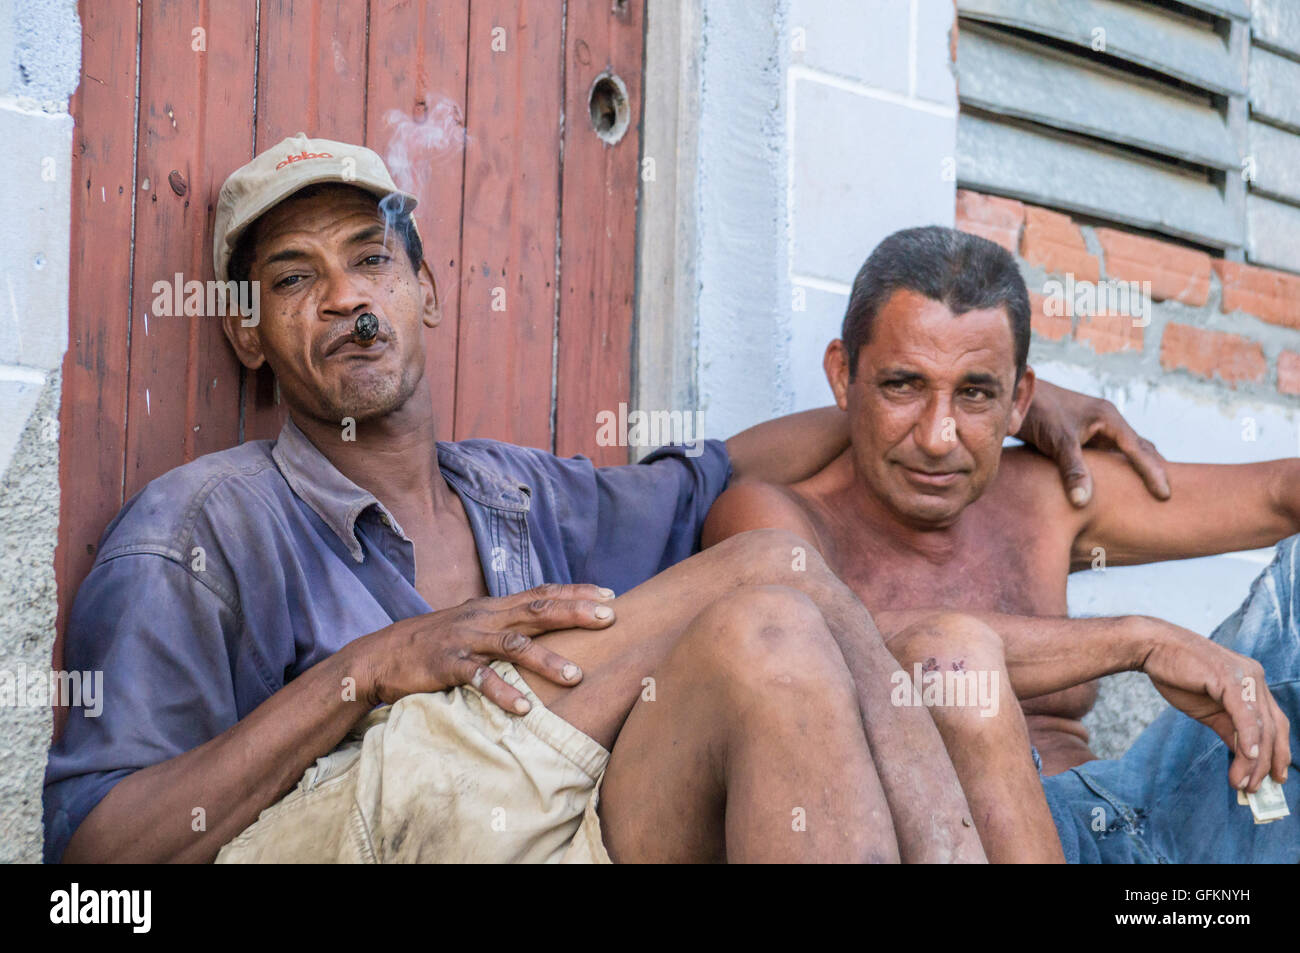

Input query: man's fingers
[451,655,532,715]
[1051,440,1094,508]
[1270,699,1291,784]
[1248,710,1275,793]
[500,595,616,635]
[501,582,616,609]
[1223,684,1267,792]
[1106,419,1171,500]
[478,630,583,686]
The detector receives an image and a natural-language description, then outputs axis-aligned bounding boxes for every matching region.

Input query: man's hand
[349,583,616,713]
[1018,378,1171,507]
[1137,617,1290,793]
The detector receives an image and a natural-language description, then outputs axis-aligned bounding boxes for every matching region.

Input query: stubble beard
[320,360,423,424]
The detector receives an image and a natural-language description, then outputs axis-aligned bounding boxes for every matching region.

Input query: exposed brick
[1279,351,1300,397]
[955,189,1025,254]
[1094,227,1211,307]
[1212,260,1300,330]
[1028,291,1070,341]
[1020,206,1099,282]
[1074,311,1144,355]
[1159,323,1267,387]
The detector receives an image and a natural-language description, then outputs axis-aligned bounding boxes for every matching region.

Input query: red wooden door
[56,0,644,675]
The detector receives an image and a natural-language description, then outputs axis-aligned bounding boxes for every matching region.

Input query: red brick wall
[956,189,1300,399]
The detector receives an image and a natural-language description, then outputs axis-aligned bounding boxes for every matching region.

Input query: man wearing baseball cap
[43,134,1166,863]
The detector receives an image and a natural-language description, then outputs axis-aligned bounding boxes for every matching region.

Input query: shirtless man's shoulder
[987,445,1110,560]
[994,444,1173,569]
[702,478,824,550]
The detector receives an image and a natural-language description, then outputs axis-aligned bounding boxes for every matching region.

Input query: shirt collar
[271,417,532,562]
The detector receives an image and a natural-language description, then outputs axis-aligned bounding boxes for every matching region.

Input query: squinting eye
[275,275,303,289]
[362,254,390,266]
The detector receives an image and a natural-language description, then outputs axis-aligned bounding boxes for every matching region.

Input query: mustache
[890,453,973,474]
[320,316,393,357]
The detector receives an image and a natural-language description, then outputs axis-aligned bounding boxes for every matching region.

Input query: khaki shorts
[215,660,613,863]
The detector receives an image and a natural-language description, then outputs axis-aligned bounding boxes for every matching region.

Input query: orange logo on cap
[275,150,334,170]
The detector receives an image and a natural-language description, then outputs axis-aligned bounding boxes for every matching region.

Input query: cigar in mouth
[352,312,379,346]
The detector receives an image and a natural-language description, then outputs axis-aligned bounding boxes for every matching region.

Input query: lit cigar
[353,312,379,346]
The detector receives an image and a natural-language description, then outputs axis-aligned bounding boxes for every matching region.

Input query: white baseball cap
[212,133,419,281]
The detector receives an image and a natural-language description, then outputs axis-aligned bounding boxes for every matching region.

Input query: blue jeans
[1043,534,1300,863]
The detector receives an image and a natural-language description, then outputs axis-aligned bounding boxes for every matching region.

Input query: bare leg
[888,613,1064,863]
[525,529,985,863]
[598,586,897,862]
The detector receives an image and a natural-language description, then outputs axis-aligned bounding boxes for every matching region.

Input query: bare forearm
[63,644,373,863]
[1270,459,1300,531]
[1077,456,1300,568]
[874,610,1148,700]
[725,406,848,485]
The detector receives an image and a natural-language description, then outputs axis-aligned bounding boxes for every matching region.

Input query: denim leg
[1043,535,1300,863]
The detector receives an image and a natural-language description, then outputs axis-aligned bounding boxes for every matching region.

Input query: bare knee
[889,613,1018,727]
[682,584,852,698]
[889,611,1005,670]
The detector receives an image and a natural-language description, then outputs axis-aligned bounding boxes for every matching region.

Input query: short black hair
[226,183,423,284]
[841,225,1030,380]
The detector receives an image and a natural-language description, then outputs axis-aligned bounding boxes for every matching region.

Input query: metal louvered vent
[1245,1,1300,271]
[955,0,1300,273]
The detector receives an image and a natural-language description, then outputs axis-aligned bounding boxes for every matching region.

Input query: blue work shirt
[43,417,731,862]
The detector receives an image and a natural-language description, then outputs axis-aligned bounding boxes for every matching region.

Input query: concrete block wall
[0,0,79,863]
[696,0,959,434]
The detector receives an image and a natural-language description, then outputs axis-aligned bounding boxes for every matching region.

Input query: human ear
[1007,365,1036,434]
[222,310,266,370]
[419,260,442,329]
[824,339,851,411]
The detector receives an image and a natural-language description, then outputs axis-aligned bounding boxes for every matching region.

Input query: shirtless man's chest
[792,451,1100,773]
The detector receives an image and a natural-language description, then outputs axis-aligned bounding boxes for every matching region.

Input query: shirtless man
[703,225,1300,863]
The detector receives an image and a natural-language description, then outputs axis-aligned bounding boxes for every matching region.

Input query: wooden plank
[959,0,1245,96]
[555,0,643,463]
[634,0,703,461]
[957,112,1242,248]
[454,0,563,450]
[54,0,140,679]
[242,0,370,442]
[366,0,471,442]
[254,0,369,144]
[122,0,256,498]
[957,24,1239,170]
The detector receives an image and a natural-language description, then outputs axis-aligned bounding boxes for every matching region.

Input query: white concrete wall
[0,0,78,863]
[1041,359,1300,756]
[695,0,958,435]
